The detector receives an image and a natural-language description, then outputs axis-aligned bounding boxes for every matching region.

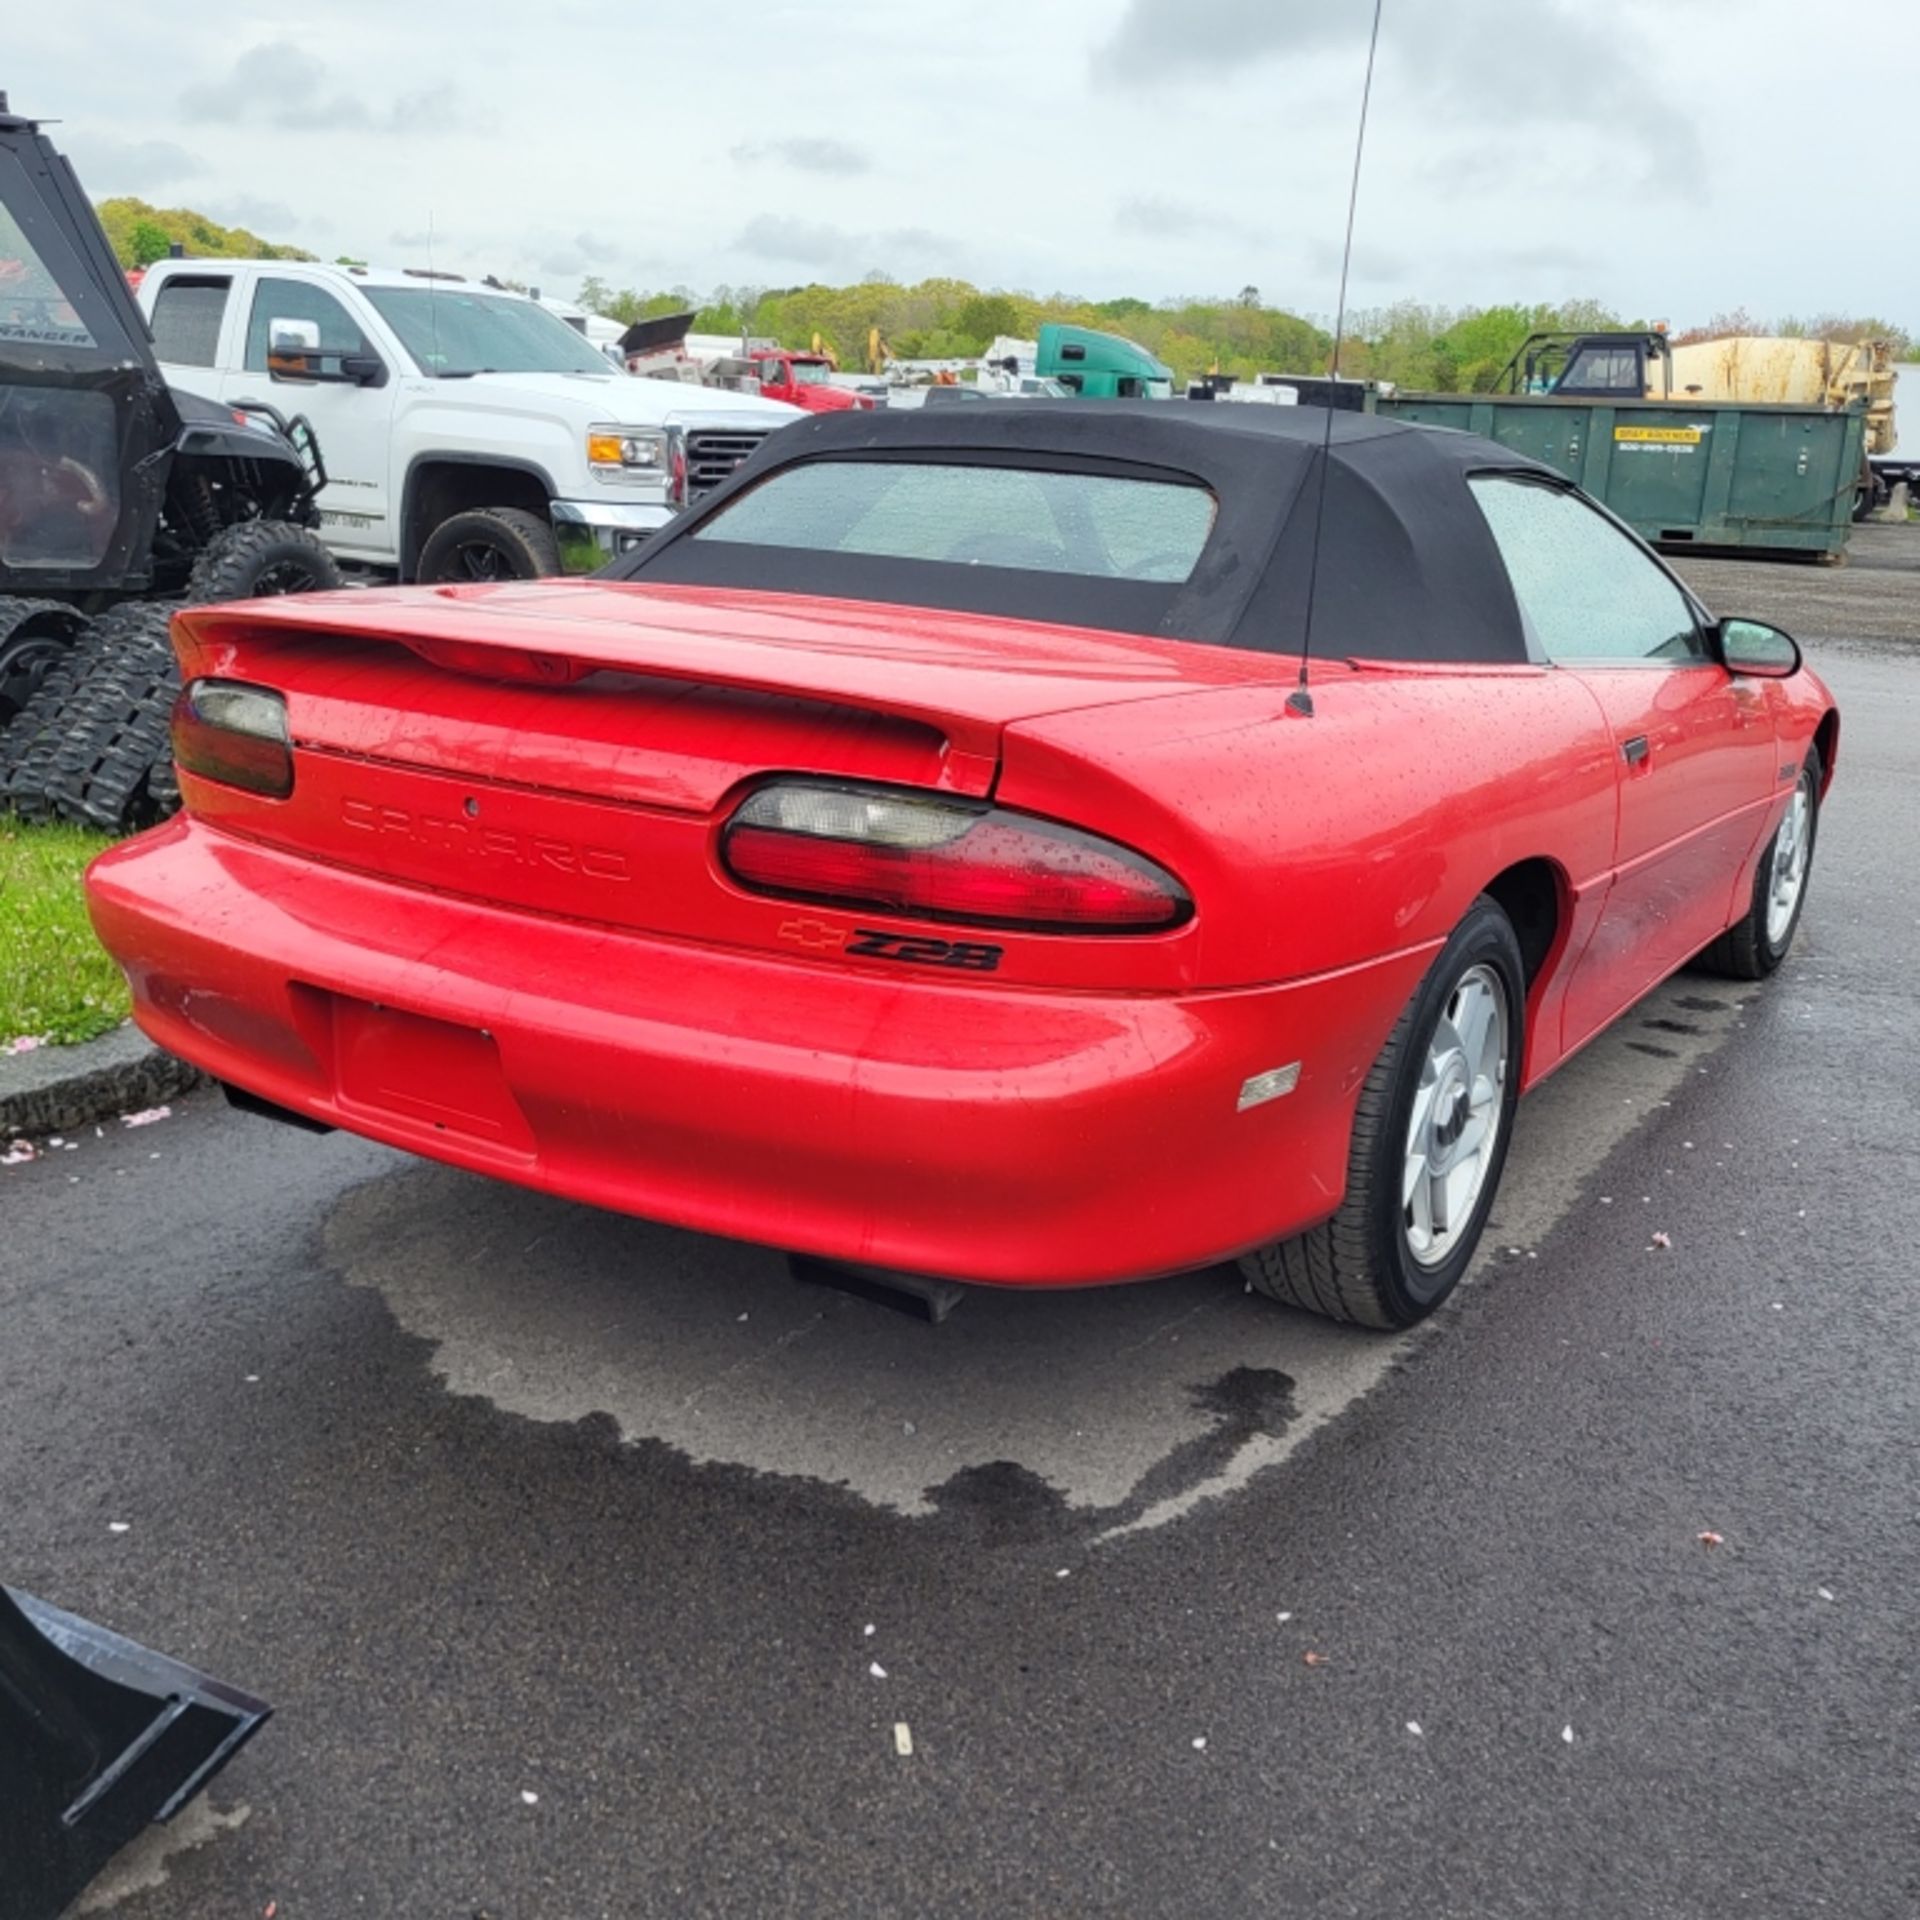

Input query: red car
[86,407,1835,1328]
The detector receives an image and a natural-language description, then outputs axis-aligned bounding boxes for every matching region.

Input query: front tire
[187,519,343,603]
[1695,746,1822,981]
[415,507,560,584]
[1241,898,1526,1329]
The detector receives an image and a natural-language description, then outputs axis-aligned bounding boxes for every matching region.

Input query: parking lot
[0,525,1913,1917]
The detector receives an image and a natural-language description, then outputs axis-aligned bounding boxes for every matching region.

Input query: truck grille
[684,430,769,499]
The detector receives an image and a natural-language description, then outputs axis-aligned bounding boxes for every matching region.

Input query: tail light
[171,679,293,799]
[721,781,1191,934]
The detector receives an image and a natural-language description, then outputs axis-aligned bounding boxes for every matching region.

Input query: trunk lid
[168,580,1274,982]
[175,578,1283,804]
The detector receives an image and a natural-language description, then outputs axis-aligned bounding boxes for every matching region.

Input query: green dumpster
[1373,393,1865,560]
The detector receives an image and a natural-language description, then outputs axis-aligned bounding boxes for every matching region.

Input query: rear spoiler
[172,586,1031,797]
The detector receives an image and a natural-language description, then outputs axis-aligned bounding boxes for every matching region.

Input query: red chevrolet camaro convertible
[86,405,1836,1327]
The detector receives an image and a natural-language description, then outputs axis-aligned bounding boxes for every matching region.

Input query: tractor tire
[31,606,180,833]
[186,519,343,603]
[0,597,88,735]
[0,618,113,821]
[415,507,561,584]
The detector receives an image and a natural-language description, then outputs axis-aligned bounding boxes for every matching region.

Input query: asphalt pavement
[3,547,1917,1919]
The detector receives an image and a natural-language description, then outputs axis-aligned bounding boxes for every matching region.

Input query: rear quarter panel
[998,663,1620,1082]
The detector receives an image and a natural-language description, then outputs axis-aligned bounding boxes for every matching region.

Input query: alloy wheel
[1403,963,1510,1269]
[1765,777,1813,948]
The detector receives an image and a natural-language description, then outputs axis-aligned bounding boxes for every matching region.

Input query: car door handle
[1621,735,1650,766]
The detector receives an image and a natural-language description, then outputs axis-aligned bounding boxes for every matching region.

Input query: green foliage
[126,219,173,268]
[1341,299,1630,391]
[1774,313,1916,359]
[565,272,1920,390]
[95,197,315,269]
[575,274,1337,379]
[0,823,129,1047]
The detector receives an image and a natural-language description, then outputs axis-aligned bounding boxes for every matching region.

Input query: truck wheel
[187,520,343,603]
[0,598,87,732]
[415,507,561,583]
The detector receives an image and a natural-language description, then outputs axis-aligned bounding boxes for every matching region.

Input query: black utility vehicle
[0,92,339,828]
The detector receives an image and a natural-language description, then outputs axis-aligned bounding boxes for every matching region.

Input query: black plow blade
[0,1584,270,1919]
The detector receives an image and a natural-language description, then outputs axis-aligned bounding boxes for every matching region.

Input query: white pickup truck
[136,260,799,580]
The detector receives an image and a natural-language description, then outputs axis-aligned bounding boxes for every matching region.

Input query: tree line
[85,196,1913,380]
[575,276,1916,386]
[97,197,315,269]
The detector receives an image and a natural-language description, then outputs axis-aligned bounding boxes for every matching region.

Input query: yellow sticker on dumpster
[1615,425,1703,446]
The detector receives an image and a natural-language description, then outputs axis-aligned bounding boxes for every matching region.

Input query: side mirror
[339,353,387,388]
[1716,617,1802,678]
[268,317,321,355]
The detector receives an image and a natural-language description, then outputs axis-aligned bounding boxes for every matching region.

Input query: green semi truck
[1033,323,1174,399]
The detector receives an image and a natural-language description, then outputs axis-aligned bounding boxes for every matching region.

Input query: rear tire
[1695,747,1822,981]
[1240,898,1526,1329]
[415,507,560,584]
[186,519,343,603]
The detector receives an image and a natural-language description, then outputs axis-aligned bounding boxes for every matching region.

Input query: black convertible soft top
[611,401,1559,664]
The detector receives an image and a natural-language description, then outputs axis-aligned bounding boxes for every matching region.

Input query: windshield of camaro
[687,459,1218,583]
[362,288,613,378]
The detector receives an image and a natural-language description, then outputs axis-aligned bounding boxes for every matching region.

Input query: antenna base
[1285,688,1315,718]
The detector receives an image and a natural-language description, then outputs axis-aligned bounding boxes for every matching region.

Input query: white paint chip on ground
[72,1800,250,1913]
[1406,1721,1423,1737]
[1191,1736,1207,1751]
[868,1662,887,1680]
[1562,1724,1576,1745]
[520,1790,539,1806]
[1817,1588,1836,1602]
[893,1722,914,1757]
[107,1522,130,1534]
[120,1106,171,1128]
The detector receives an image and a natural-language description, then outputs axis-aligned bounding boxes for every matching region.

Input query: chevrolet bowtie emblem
[778,917,848,952]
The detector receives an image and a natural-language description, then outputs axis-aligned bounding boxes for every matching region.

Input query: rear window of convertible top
[688,459,1218,586]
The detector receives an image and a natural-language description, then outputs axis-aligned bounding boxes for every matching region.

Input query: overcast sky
[14,0,1918,328]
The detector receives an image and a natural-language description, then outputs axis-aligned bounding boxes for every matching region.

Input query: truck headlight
[587,425,671,483]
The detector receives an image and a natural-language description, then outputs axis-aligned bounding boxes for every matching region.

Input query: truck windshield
[362,288,613,378]
[789,361,831,386]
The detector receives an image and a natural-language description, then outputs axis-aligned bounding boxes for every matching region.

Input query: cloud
[1094,0,1698,171]
[181,43,466,135]
[732,216,958,274]
[204,194,305,235]
[1117,196,1253,242]
[63,133,204,193]
[731,136,872,177]
[529,232,624,278]
[1306,237,1411,283]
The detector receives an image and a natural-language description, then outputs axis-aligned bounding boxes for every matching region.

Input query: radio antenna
[1291,0,1386,718]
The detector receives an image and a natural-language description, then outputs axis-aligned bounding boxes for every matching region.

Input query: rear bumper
[86,818,1431,1285]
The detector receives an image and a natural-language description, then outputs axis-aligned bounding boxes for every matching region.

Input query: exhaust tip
[788,1255,968,1324]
